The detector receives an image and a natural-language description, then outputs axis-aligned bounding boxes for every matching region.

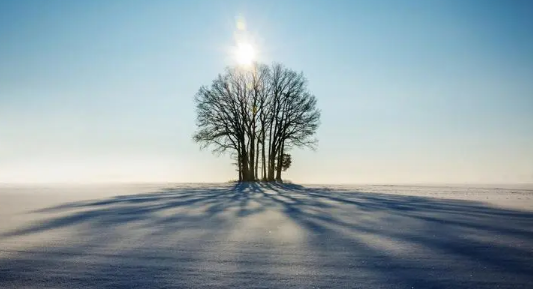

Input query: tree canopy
[193,63,320,182]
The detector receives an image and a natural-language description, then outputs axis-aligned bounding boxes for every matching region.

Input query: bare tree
[193,63,320,182]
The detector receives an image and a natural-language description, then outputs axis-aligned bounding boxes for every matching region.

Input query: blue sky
[1,0,532,183]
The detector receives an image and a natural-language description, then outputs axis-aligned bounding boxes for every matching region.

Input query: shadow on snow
[1,183,532,288]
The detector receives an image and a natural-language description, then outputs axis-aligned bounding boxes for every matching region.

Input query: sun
[235,42,255,66]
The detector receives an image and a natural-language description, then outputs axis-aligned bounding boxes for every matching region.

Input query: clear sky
[1,0,532,184]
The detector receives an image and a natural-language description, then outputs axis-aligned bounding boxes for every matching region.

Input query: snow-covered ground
[0,183,532,288]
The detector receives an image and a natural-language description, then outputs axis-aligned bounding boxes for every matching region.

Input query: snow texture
[0,183,532,288]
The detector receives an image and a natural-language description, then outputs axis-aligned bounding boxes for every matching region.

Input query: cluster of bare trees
[193,63,320,182]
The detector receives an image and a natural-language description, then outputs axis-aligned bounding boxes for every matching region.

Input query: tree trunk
[240,138,251,182]
[268,148,276,181]
[276,141,285,181]
[249,136,255,181]
[238,153,242,182]
[267,125,275,181]
[237,143,243,182]
[255,137,260,181]
[261,131,267,180]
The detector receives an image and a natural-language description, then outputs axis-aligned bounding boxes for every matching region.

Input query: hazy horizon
[1,0,532,184]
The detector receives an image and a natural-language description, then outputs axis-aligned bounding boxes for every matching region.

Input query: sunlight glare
[235,42,255,66]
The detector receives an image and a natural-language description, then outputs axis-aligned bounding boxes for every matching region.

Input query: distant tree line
[193,63,320,182]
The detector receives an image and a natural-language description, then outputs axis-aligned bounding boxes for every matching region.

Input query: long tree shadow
[259,183,533,288]
[1,183,532,288]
